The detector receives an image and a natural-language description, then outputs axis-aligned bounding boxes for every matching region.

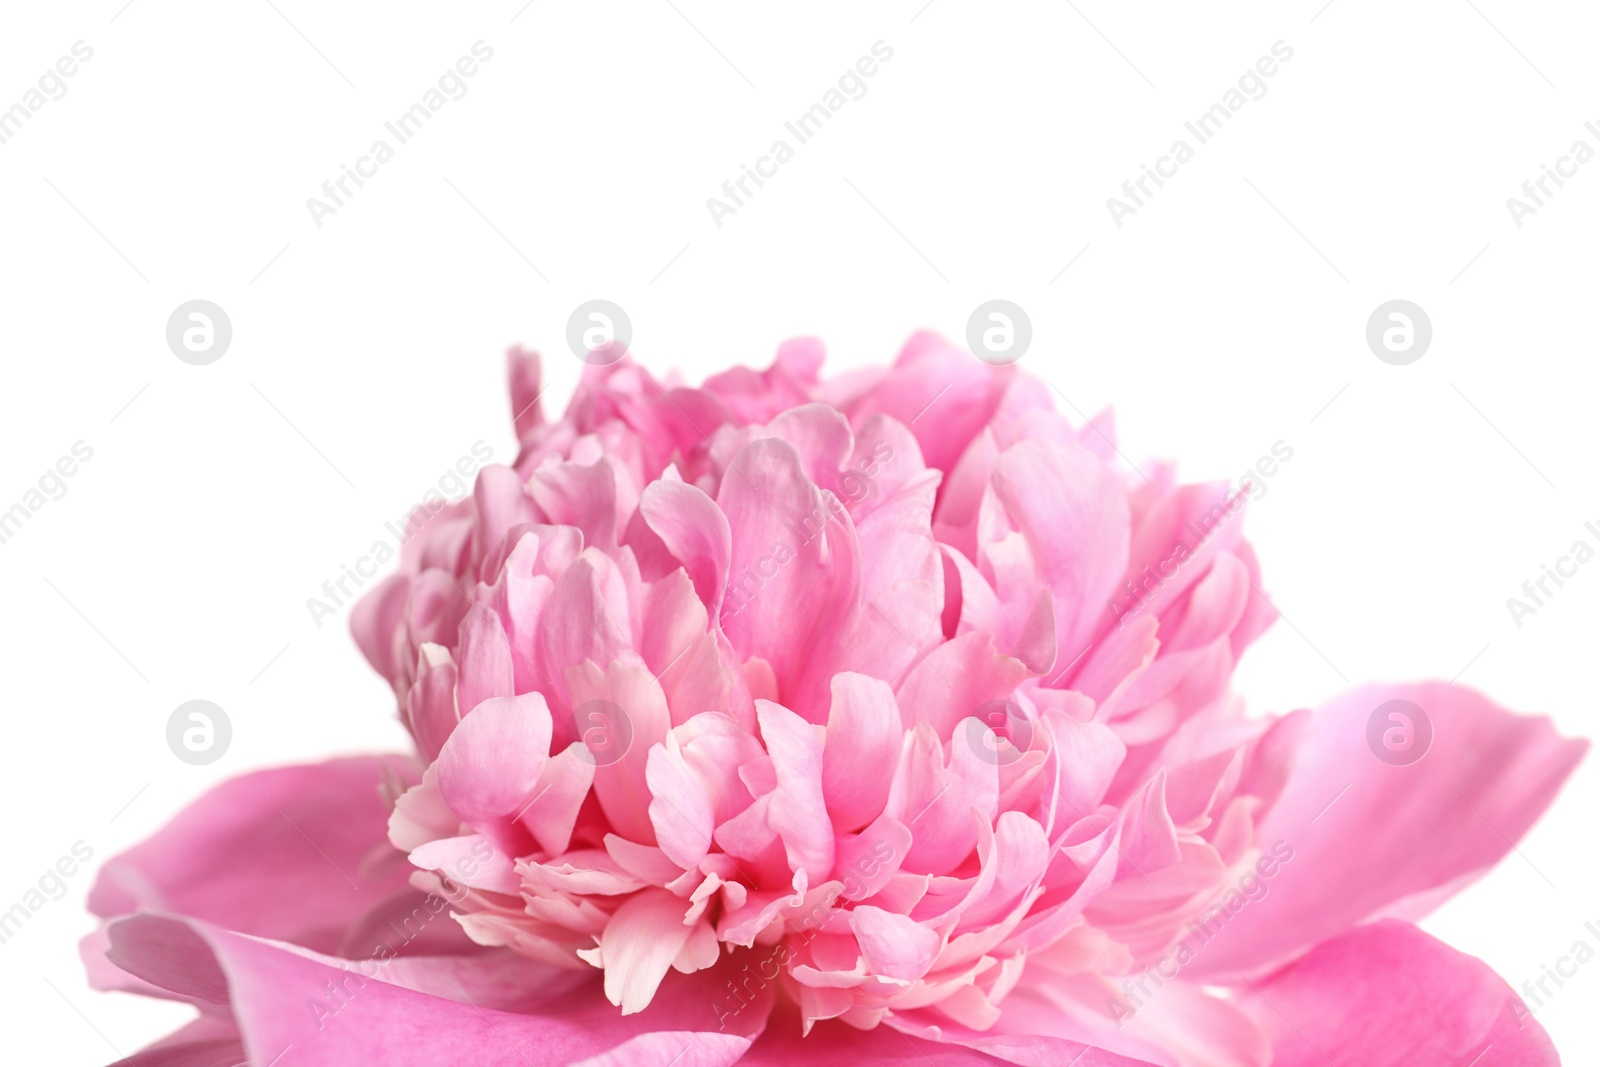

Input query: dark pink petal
[88,757,418,953]
[104,916,766,1067]
[350,573,410,683]
[103,1016,248,1067]
[1245,920,1558,1066]
[753,1005,1153,1065]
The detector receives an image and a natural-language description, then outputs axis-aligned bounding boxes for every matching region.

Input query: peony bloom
[86,334,1585,1066]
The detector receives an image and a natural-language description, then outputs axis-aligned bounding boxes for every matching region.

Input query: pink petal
[844,332,1014,475]
[405,644,460,762]
[638,479,732,615]
[988,437,1130,665]
[520,743,597,856]
[887,723,999,876]
[350,573,410,682]
[1246,920,1558,1066]
[894,631,1031,739]
[716,437,854,705]
[851,905,940,982]
[88,757,418,953]
[1189,683,1586,980]
[757,700,836,884]
[529,456,624,554]
[647,732,715,870]
[822,673,902,832]
[571,662,672,845]
[833,814,912,901]
[454,605,515,717]
[101,1016,248,1067]
[744,1004,1144,1065]
[105,915,764,1066]
[507,345,546,445]
[577,889,704,1014]
[538,556,635,708]
[471,464,541,578]
[436,692,553,826]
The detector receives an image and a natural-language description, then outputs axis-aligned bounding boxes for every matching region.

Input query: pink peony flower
[86,335,1585,1066]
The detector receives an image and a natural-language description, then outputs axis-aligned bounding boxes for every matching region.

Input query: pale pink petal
[406,643,460,762]
[436,692,553,826]
[454,606,515,717]
[647,732,716,870]
[578,889,705,1014]
[988,437,1130,665]
[757,699,836,884]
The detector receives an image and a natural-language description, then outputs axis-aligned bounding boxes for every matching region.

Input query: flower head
[87,335,1586,1066]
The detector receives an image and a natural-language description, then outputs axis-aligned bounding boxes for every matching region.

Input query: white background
[1,1,1596,1063]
